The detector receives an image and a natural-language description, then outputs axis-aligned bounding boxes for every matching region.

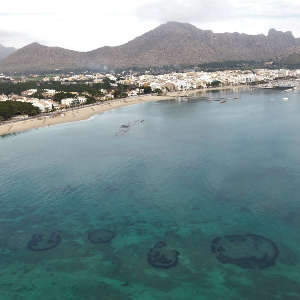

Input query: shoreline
[0,85,247,136]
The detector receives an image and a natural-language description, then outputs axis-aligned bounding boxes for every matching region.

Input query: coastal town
[0,68,300,128]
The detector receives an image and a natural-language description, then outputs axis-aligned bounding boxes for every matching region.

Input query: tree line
[0,101,41,121]
[0,80,138,98]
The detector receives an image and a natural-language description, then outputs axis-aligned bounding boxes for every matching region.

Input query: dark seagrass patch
[211,234,279,269]
[88,229,115,244]
[27,231,62,251]
[147,241,180,269]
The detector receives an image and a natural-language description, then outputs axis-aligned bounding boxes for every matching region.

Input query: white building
[21,89,37,96]
[61,98,75,107]
[43,89,57,97]
[0,94,9,101]
[61,96,87,107]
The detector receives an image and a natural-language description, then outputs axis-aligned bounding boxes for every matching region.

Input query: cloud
[0,30,45,48]
[136,0,300,37]
[136,0,300,22]
[0,0,300,50]
[0,30,26,46]
[0,0,157,50]
[137,0,233,23]
[0,12,53,16]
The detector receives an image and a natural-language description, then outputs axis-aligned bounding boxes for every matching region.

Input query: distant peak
[152,21,200,34]
[268,28,294,38]
[163,21,197,29]
[30,42,40,46]
[25,42,44,48]
[165,21,189,25]
[268,28,279,35]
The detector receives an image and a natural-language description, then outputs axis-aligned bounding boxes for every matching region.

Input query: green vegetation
[143,86,152,94]
[116,60,293,75]
[0,80,138,99]
[0,101,41,121]
[0,81,107,96]
[281,53,300,67]
[85,96,97,104]
[209,80,221,87]
[102,77,113,89]
[0,82,37,95]
[32,91,45,99]
[53,92,76,103]
[114,90,128,98]
[153,88,163,95]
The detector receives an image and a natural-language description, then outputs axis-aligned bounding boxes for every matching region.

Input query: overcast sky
[1,0,300,51]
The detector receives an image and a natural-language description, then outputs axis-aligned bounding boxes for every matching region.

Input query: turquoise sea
[1,88,300,299]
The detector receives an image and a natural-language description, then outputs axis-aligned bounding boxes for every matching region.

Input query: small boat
[262,85,295,91]
[273,86,295,91]
[282,98,289,102]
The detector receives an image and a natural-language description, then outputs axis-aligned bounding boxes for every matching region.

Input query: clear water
[1,88,300,299]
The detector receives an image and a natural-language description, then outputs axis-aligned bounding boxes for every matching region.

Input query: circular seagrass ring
[27,231,62,251]
[211,234,279,269]
[147,241,180,269]
[88,229,115,244]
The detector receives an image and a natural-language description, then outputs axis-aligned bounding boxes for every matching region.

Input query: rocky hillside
[0,22,299,73]
[280,52,300,66]
[0,43,85,72]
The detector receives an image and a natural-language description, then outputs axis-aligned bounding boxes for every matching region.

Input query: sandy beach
[0,86,245,136]
[0,95,173,136]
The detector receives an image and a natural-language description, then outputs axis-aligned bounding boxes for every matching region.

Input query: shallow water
[1,88,300,299]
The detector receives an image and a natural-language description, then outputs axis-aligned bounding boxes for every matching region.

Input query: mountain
[280,52,300,66]
[0,43,85,73]
[86,24,298,69]
[0,44,16,61]
[0,22,299,73]
[276,37,300,66]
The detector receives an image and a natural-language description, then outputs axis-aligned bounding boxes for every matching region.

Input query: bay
[0,88,300,299]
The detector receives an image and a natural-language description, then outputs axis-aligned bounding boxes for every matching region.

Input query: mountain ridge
[0,22,299,73]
